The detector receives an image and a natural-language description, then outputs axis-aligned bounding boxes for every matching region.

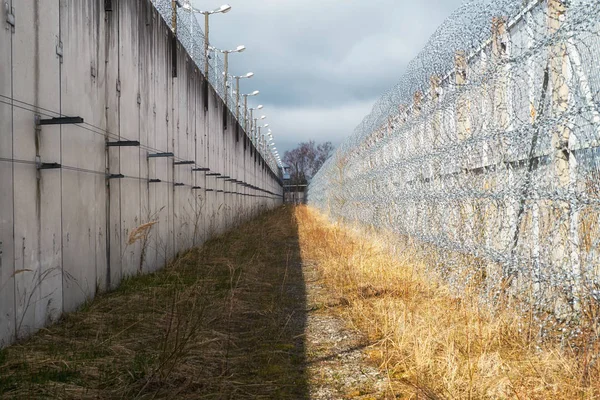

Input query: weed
[296,205,600,399]
[0,207,308,399]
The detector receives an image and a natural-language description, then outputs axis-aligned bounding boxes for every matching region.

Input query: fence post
[492,16,516,279]
[413,91,423,174]
[492,17,510,131]
[525,9,542,296]
[412,92,423,232]
[455,51,473,250]
[455,51,470,142]
[430,76,441,148]
[430,76,442,242]
[548,0,581,310]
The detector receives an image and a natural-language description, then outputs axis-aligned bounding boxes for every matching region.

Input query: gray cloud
[193,0,464,153]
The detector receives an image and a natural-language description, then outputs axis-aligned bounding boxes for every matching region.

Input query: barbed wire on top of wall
[309,0,600,341]
[151,0,281,174]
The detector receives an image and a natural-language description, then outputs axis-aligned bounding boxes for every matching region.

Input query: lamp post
[258,124,269,154]
[209,45,245,109]
[179,3,232,80]
[232,72,254,121]
[248,104,263,135]
[253,116,266,144]
[258,116,267,144]
[253,118,258,143]
[242,91,260,131]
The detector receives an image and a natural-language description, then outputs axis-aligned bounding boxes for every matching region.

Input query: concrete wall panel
[0,0,15,347]
[138,1,157,273]
[59,0,107,310]
[118,0,142,278]
[105,4,122,289]
[0,99,14,348]
[10,0,63,339]
[61,170,97,312]
[149,22,171,269]
[0,0,282,348]
[0,162,15,347]
[174,53,194,253]
[12,162,63,339]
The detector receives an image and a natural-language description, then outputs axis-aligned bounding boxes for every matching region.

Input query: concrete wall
[0,0,283,347]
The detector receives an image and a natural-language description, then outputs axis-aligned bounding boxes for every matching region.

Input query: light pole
[253,116,266,144]
[257,116,267,144]
[258,124,269,154]
[232,72,254,122]
[267,131,275,156]
[248,104,263,135]
[179,3,232,80]
[253,118,258,143]
[209,45,245,109]
[242,91,260,131]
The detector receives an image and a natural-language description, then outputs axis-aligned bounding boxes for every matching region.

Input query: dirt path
[303,260,389,400]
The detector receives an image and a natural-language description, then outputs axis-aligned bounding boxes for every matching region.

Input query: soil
[303,261,390,399]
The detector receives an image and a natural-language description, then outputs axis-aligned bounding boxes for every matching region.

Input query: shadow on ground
[0,206,308,399]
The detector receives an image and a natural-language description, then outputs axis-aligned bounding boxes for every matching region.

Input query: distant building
[282,166,306,204]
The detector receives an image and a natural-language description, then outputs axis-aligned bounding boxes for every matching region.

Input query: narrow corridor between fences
[2,206,599,399]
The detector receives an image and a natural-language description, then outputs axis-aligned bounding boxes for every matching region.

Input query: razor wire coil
[309,0,600,340]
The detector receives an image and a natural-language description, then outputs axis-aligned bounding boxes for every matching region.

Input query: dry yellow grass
[295,205,600,399]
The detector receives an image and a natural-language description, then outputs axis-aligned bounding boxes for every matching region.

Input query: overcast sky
[195,0,465,154]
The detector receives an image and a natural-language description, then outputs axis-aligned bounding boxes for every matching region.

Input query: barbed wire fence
[309,0,600,342]
[152,0,280,173]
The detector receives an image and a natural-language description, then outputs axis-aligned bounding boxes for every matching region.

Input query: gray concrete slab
[1,0,282,348]
[10,0,63,339]
[59,0,107,309]
[118,0,142,279]
[105,3,122,290]
[0,1,15,347]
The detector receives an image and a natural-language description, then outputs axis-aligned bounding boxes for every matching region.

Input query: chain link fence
[309,0,600,339]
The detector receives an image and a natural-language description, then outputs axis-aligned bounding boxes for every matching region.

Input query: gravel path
[303,262,390,400]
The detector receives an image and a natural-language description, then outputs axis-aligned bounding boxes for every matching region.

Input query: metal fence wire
[151,0,279,173]
[309,0,600,339]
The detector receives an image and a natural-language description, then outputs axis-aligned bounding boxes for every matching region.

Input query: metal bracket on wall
[148,152,174,158]
[56,40,63,63]
[108,174,125,179]
[104,0,113,12]
[174,183,185,187]
[5,2,14,32]
[37,162,61,170]
[149,179,162,183]
[192,186,203,190]
[116,80,121,96]
[171,35,177,78]
[192,167,210,172]
[174,161,194,165]
[36,116,84,126]
[107,140,140,147]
